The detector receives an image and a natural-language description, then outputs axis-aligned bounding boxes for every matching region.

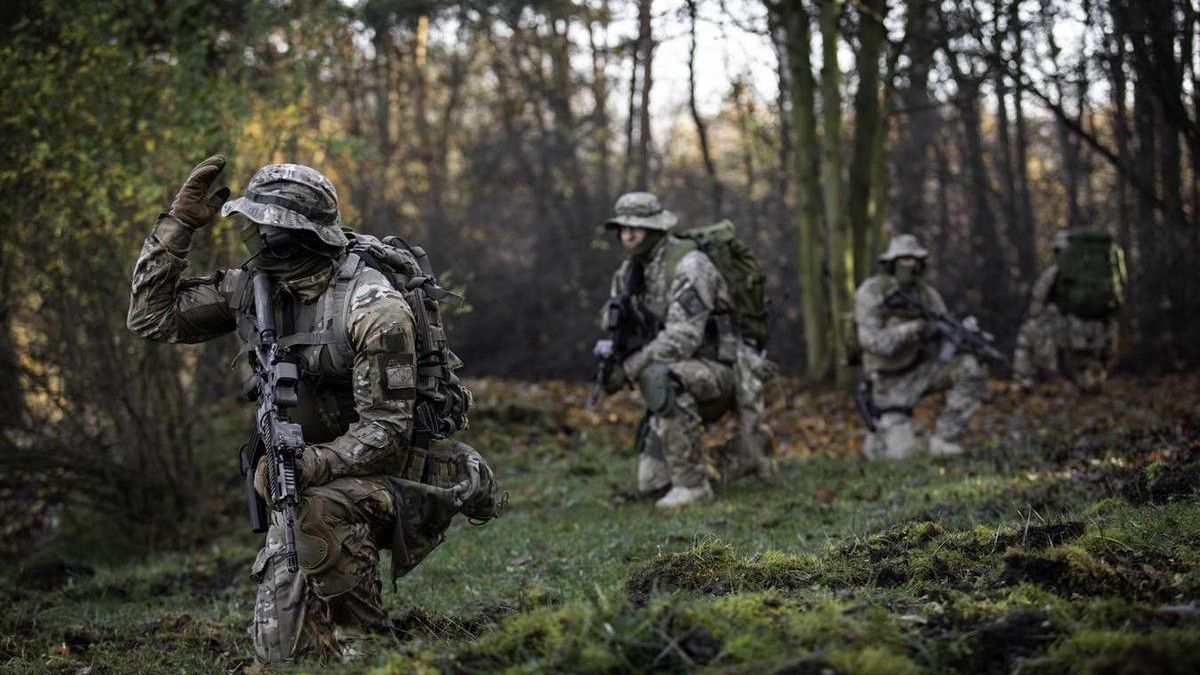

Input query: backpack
[1056,229,1126,320]
[671,220,769,346]
[344,231,472,445]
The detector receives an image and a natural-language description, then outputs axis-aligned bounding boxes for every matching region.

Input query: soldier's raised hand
[169,154,232,229]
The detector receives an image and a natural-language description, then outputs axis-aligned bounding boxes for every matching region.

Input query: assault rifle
[883,288,1011,374]
[240,271,304,573]
[589,260,648,406]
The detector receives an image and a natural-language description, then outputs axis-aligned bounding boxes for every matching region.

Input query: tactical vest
[233,254,374,443]
[233,240,470,448]
[861,276,940,376]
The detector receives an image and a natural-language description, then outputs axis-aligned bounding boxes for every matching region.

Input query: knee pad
[295,497,342,577]
[638,362,679,415]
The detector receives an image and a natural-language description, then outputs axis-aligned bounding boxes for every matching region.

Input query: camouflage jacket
[855,273,947,374]
[127,215,416,487]
[610,235,733,380]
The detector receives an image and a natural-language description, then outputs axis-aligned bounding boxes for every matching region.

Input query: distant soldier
[128,156,498,664]
[1013,228,1126,393]
[592,192,776,509]
[854,234,987,459]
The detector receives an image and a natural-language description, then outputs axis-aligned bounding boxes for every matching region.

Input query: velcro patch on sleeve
[373,352,416,400]
[676,286,709,317]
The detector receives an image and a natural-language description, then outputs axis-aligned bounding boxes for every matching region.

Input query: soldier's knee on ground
[879,412,917,460]
[638,361,679,415]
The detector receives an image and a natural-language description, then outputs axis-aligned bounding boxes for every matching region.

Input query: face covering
[243,222,338,300]
[894,260,922,288]
[630,230,666,262]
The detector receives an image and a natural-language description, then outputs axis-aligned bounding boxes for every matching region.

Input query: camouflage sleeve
[127,215,239,343]
[855,279,922,358]
[1027,264,1058,317]
[300,274,416,485]
[623,251,721,379]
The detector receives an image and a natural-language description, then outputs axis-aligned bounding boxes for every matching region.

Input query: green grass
[3,379,1200,673]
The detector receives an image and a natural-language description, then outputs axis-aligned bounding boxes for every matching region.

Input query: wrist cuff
[151,213,195,256]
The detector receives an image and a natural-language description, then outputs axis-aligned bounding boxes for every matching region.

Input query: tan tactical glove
[254,449,324,503]
[169,154,231,229]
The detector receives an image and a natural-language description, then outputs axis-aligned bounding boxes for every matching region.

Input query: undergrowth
[2,376,1199,674]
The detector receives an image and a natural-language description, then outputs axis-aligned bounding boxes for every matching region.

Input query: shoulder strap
[663,235,700,284]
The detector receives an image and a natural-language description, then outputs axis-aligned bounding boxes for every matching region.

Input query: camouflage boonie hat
[603,191,678,232]
[221,163,349,248]
[878,233,929,262]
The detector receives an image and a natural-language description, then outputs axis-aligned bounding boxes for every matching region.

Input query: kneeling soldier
[855,234,987,459]
[128,156,498,664]
[594,192,774,509]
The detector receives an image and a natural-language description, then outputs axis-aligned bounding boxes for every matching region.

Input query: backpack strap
[274,254,362,360]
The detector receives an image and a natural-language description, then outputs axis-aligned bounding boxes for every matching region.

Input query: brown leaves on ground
[467,372,1200,461]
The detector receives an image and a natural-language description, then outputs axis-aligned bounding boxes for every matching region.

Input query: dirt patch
[1122,462,1200,504]
[957,610,1062,674]
[994,521,1087,551]
[13,559,95,592]
[392,604,516,642]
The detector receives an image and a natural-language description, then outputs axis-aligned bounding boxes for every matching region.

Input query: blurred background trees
[2,0,1199,552]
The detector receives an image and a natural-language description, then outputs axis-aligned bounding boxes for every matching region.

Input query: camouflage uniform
[1014,262,1118,392]
[128,158,496,663]
[602,192,773,507]
[855,234,985,459]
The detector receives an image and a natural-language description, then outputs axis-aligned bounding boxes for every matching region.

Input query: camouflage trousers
[864,353,985,460]
[251,442,500,664]
[637,351,773,493]
[1014,308,1117,392]
[250,476,395,664]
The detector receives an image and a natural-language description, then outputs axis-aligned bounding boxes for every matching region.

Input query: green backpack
[672,220,769,346]
[1056,228,1126,320]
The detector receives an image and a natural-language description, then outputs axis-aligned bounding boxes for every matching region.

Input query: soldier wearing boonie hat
[595,191,776,510]
[854,233,986,460]
[128,155,496,664]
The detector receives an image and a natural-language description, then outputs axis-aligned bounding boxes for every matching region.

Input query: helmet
[221,163,349,249]
[1052,229,1070,252]
[603,191,678,232]
[878,233,929,263]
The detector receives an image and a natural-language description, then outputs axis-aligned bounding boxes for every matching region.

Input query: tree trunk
[846,0,886,286]
[686,0,723,216]
[776,0,831,380]
[820,0,851,386]
[635,0,654,188]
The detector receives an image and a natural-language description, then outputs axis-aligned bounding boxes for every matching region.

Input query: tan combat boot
[928,435,964,456]
[655,482,714,509]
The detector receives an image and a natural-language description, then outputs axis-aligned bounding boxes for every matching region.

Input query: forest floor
[3,374,1200,674]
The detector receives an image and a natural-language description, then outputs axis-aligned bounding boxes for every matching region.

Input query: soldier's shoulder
[675,248,720,281]
[346,266,413,321]
[857,274,893,298]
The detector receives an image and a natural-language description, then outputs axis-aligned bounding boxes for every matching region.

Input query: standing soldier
[1013,228,1125,392]
[592,192,775,510]
[128,156,498,664]
[854,234,987,459]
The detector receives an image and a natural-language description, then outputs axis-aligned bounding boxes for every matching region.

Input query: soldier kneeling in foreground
[128,156,499,664]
